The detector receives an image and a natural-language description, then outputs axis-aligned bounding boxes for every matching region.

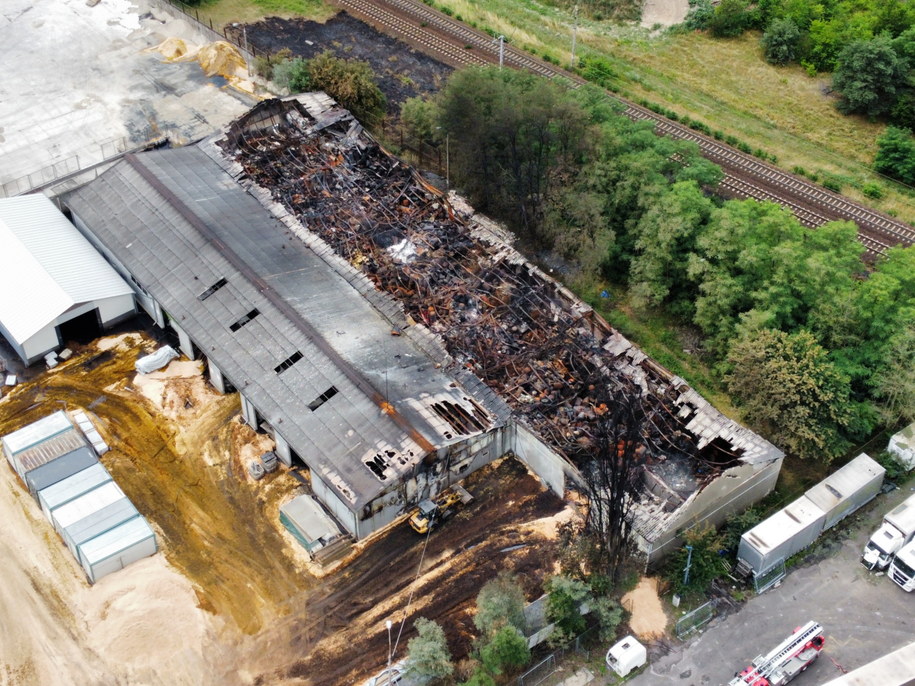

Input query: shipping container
[805,453,885,530]
[38,463,113,519]
[280,494,342,553]
[738,496,827,574]
[24,446,99,496]
[77,516,158,584]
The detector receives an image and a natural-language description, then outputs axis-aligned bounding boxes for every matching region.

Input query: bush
[721,507,762,551]
[862,182,884,199]
[474,572,526,637]
[545,576,590,642]
[272,57,311,92]
[253,48,292,81]
[685,0,714,30]
[822,177,842,192]
[873,450,908,482]
[480,626,530,676]
[666,525,726,594]
[708,0,751,38]
[307,51,387,127]
[874,126,915,186]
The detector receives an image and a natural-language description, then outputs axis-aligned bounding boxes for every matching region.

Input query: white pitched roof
[0,194,132,342]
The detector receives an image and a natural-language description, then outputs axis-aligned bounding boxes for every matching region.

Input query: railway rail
[330,0,915,257]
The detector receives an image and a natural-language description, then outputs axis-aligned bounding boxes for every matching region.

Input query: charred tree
[578,385,646,583]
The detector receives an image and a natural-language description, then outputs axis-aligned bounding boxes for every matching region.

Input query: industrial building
[2,411,157,583]
[62,96,785,560]
[0,195,135,364]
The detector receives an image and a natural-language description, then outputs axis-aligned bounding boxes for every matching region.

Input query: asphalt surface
[629,482,915,686]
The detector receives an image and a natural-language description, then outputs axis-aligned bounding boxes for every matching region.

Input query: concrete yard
[630,484,915,686]
[0,0,254,197]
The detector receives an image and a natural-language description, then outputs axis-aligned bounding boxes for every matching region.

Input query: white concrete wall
[312,473,358,537]
[207,360,226,394]
[21,325,61,364]
[240,394,259,428]
[273,432,293,467]
[168,319,196,360]
[96,293,136,325]
[512,423,581,496]
[639,455,784,566]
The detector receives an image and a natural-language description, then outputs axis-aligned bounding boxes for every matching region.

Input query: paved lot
[0,0,253,196]
[629,483,915,686]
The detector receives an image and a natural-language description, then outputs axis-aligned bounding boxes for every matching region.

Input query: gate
[516,654,557,686]
[675,600,714,639]
[754,559,787,594]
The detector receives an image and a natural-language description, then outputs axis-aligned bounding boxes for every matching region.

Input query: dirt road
[0,331,569,685]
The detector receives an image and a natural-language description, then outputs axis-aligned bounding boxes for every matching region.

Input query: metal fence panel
[517,654,556,686]
[675,600,714,639]
[754,559,786,594]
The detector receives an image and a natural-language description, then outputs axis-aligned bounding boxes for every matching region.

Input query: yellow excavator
[408,485,473,534]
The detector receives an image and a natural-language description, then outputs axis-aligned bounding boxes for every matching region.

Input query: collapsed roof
[213,97,784,538]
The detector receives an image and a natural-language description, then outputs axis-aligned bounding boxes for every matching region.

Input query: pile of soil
[237,13,453,114]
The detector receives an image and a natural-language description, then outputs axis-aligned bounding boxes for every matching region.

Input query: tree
[306,51,387,127]
[874,126,915,185]
[629,180,713,310]
[437,67,591,240]
[708,0,752,38]
[762,18,803,65]
[473,572,527,637]
[725,329,853,461]
[872,323,915,425]
[405,617,454,683]
[592,595,624,642]
[460,670,497,686]
[666,525,726,594]
[544,576,590,642]
[272,57,311,92]
[575,385,645,583]
[833,36,906,118]
[400,96,441,147]
[479,625,530,676]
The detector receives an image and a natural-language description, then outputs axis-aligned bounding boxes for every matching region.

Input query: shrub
[480,626,530,676]
[405,618,454,682]
[862,182,884,199]
[822,178,842,192]
[272,57,311,92]
[762,18,802,65]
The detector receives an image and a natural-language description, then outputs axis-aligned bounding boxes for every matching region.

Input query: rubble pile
[222,101,740,482]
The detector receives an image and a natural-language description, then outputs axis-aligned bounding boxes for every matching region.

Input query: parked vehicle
[729,621,825,686]
[862,493,915,571]
[407,485,473,534]
[889,539,915,592]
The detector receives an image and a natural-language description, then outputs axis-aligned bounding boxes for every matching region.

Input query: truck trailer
[862,493,915,571]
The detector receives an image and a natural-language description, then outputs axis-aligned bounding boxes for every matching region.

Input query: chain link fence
[754,559,787,594]
[674,600,714,639]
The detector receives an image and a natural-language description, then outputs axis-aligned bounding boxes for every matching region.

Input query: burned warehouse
[64,95,783,560]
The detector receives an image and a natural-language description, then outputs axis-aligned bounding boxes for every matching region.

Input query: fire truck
[728,621,825,686]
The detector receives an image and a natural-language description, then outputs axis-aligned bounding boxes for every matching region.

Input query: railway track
[331,0,915,257]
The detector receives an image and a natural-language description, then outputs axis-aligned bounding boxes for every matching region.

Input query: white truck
[729,621,825,686]
[889,539,915,591]
[862,493,915,571]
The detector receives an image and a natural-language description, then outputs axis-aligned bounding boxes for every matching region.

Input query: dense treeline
[401,67,915,461]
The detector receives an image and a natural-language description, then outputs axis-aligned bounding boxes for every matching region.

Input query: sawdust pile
[622,577,668,639]
[153,36,189,60]
[149,38,254,92]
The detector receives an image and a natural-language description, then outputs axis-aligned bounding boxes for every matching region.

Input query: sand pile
[622,577,668,639]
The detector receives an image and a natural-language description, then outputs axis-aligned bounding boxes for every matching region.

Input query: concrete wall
[638,455,784,566]
[20,325,61,364]
[207,360,227,394]
[312,473,358,537]
[511,422,583,496]
[95,293,136,326]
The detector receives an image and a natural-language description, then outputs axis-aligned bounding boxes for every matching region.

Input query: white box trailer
[888,422,915,471]
[804,453,884,530]
[738,496,827,575]
[863,493,915,570]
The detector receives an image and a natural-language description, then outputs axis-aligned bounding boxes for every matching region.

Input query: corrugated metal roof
[24,446,99,494]
[38,462,113,512]
[64,147,505,509]
[63,500,139,548]
[78,515,156,565]
[0,195,132,342]
[52,480,126,529]
[2,410,73,454]
[280,494,340,546]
